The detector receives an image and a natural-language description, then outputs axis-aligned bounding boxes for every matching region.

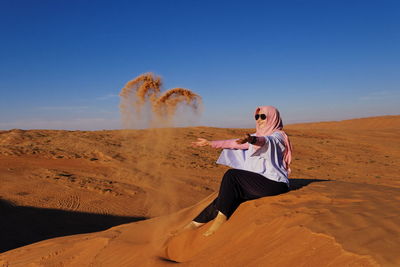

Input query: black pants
[193,169,289,223]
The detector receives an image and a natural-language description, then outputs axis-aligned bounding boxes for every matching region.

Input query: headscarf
[254,106,293,173]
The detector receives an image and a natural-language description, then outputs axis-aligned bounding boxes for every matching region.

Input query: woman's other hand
[192,138,211,147]
[236,134,257,144]
[236,134,252,144]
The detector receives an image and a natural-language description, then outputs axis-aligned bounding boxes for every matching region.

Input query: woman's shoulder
[269,131,285,143]
[256,131,285,144]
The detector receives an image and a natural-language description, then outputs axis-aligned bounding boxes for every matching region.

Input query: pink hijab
[254,106,293,173]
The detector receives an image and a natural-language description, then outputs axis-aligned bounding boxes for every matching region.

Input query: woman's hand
[236,133,255,144]
[192,138,211,147]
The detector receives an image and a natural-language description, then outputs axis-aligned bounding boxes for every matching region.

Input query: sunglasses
[255,114,267,120]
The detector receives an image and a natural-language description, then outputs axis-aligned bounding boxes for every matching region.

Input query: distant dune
[0,116,399,266]
[287,115,400,130]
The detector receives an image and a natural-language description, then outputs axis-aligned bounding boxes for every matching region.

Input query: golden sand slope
[0,115,399,266]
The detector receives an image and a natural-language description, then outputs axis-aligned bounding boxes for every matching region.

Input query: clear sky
[1,0,399,130]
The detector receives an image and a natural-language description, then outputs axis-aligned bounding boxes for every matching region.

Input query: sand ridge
[0,115,399,266]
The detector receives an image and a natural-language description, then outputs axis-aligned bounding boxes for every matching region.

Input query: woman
[186,106,292,236]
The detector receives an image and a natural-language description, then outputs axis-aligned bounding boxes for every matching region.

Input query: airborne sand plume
[119,73,202,128]
[118,73,203,244]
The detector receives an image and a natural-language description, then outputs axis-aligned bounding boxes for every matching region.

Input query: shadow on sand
[0,199,147,253]
[289,178,331,191]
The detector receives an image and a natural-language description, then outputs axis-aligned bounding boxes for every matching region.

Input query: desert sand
[0,115,399,266]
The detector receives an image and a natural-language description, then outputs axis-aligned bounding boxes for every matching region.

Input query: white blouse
[216,132,289,185]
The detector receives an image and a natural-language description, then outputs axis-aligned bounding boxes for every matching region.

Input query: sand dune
[0,116,399,266]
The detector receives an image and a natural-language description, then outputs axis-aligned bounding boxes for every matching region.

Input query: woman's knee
[224,168,243,177]
[222,169,237,182]
[223,168,247,181]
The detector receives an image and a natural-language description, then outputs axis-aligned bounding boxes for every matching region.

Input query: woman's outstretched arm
[192,138,249,149]
[192,134,265,150]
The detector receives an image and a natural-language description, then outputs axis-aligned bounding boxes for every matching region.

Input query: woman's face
[255,112,267,129]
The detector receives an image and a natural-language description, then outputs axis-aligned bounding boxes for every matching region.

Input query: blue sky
[0,0,399,130]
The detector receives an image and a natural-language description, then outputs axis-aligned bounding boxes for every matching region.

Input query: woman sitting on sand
[186,106,292,236]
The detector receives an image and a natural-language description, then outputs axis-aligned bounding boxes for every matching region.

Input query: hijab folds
[254,106,293,173]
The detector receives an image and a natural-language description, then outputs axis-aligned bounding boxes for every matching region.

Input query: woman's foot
[171,221,204,236]
[185,221,204,230]
[203,212,227,237]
